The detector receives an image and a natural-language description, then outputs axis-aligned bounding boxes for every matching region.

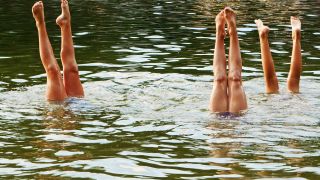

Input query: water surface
[0,0,319,179]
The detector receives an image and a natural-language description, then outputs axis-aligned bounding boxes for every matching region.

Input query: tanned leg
[56,0,84,97]
[209,10,228,113]
[255,19,279,93]
[287,16,302,93]
[32,1,67,101]
[224,7,247,113]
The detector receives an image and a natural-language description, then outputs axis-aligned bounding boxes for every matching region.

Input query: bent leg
[224,7,247,113]
[56,0,84,97]
[287,17,302,93]
[255,19,279,93]
[32,1,67,101]
[209,10,228,113]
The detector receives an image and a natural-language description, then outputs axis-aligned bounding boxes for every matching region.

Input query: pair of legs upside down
[209,7,302,114]
[32,0,84,101]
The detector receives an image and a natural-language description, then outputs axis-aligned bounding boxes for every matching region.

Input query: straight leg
[287,17,302,93]
[255,19,279,93]
[209,10,228,113]
[224,7,247,113]
[56,0,84,97]
[32,1,67,101]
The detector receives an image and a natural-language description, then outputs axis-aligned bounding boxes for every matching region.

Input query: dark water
[0,0,320,179]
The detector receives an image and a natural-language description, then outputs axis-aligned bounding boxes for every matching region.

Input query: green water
[0,0,320,179]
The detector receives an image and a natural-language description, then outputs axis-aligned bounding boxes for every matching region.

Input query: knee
[214,74,227,84]
[64,64,79,75]
[46,65,60,77]
[228,71,241,84]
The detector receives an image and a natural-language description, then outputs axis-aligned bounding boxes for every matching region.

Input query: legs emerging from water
[255,19,279,93]
[32,0,83,101]
[209,8,247,113]
[287,17,302,93]
[209,10,228,112]
[32,1,67,101]
[225,8,247,113]
[57,0,84,97]
[255,17,302,93]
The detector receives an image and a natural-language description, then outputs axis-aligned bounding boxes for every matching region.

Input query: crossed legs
[32,0,84,101]
[255,17,302,93]
[209,8,248,113]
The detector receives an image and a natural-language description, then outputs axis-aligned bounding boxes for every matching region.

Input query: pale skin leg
[56,0,84,97]
[287,17,302,93]
[209,10,228,113]
[32,1,67,101]
[224,7,247,113]
[255,19,279,93]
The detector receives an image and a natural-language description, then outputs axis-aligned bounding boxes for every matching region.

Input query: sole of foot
[291,16,301,39]
[32,1,45,25]
[255,19,270,37]
[56,0,71,27]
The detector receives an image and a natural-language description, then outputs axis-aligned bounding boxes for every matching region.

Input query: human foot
[255,19,270,38]
[224,7,237,36]
[56,0,71,28]
[32,1,45,26]
[291,16,301,40]
[215,10,226,38]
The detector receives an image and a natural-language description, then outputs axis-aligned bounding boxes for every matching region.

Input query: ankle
[216,31,225,39]
[292,30,301,40]
[59,24,72,32]
[259,29,269,39]
[36,21,45,27]
[228,26,237,37]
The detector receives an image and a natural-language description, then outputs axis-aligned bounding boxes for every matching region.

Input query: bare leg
[56,0,84,97]
[32,1,67,101]
[209,10,228,113]
[255,19,279,93]
[224,7,247,113]
[287,17,302,93]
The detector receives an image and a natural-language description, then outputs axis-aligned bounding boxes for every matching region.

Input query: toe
[37,1,43,6]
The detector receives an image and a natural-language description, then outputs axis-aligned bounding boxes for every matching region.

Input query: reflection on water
[0,72,319,179]
[0,0,320,179]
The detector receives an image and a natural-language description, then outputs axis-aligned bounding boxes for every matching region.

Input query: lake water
[0,0,320,179]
